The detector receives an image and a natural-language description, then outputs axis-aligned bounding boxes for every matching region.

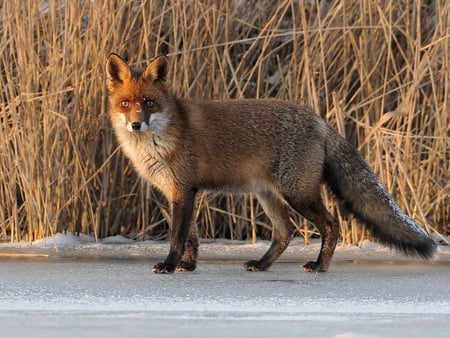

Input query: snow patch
[102,235,134,244]
[1,232,444,264]
[32,233,95,248]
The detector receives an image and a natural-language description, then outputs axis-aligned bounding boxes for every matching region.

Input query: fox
[105,53,436,274]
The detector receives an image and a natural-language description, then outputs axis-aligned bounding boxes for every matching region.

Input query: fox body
[106,53,436,274]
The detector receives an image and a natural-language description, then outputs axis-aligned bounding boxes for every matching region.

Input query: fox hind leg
[244,191,295,272]
[287,196,339,272]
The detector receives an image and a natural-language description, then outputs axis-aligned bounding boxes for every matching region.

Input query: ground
[0,234,449,338]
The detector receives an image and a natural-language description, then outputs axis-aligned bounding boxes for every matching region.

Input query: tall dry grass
[0,0,448,243]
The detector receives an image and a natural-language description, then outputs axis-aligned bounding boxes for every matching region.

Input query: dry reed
[0,0,449,243]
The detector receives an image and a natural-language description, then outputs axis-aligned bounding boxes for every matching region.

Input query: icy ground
[1,233,450,338]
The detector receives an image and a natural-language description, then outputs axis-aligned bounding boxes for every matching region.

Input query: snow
[98,235,134,245]
[32,233,96,248]
[1,234,450,338]
[0,232,398,252]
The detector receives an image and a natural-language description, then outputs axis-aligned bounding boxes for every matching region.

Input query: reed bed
[0,0,448,243]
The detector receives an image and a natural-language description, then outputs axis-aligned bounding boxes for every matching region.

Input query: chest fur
[116,129,177,197]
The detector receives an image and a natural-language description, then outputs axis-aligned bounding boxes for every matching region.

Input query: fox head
[106,53,174,134]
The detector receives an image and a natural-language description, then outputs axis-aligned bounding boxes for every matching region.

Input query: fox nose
[131,122,141,131]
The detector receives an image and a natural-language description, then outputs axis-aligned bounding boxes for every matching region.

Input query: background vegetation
[0,0,448,244]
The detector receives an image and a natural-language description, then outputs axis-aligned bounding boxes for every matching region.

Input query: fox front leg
[152,190,196,274]
[176,221,199,272]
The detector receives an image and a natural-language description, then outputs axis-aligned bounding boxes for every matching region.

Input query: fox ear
[142,55,168,83]
[106,53,132,90]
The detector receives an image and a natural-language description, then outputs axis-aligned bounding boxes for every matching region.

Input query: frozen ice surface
[1,234,450,338]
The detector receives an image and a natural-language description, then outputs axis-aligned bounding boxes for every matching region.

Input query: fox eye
[121,100,130,108]
[143,99,154,108]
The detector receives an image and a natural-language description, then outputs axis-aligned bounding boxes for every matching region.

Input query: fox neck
[111,113,179,187]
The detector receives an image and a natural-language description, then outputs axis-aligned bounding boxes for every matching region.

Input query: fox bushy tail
[323,129,436,258]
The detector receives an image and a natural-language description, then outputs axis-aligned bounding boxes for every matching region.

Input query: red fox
[105,53,436,274]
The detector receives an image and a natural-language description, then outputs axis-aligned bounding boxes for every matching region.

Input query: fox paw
[303,261,327,273]
[244,260,268,272]
[152,262,176,274]
[176,260,197,272]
